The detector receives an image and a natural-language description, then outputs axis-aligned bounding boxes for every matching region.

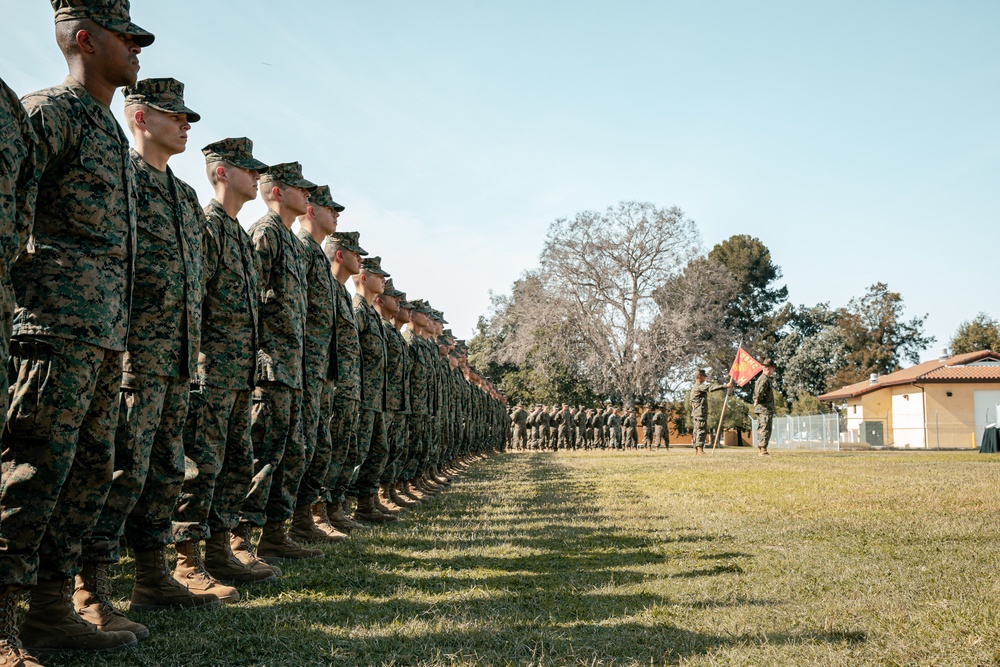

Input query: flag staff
[712,340,761,454]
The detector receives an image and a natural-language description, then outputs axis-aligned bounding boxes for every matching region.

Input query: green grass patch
[47,449,1000,666]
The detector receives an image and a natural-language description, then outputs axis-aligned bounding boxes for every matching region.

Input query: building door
[973,391,1000,447]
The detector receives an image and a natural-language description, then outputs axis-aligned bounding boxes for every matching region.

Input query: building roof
[818,350,1000,402]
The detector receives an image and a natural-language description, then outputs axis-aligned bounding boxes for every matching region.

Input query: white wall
[891,388,926,448]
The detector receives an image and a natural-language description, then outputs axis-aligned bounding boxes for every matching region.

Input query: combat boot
[288,505,347,544]
[327,501,366,531]
[73,563,149,640]
[758,447,770,457]
[20,578,136,655]
[173,541,240,603]
[230,524,281,577]
[130,549,222,612]
[0,586,44,666]
[430,467,451,486]
[256,521,325,562]
[373,492,402,518]
[378,486,407,514]
[354,495,398,523]
[399,481,424,504]
[312,502,351,541]
[390,483,419,507]
[204,531,276,584]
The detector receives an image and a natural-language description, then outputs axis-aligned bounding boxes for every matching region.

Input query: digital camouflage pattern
[201,136,269,173]
[354,293,386,412]
[326,395,359,504]
[753,372,775,447]
[173,385,254,540]
[1,337,123,585]
[1,76,137,588]
[15,77,136,351]
[641,408,654,446]
[690,379,726,447]
[83,144,205,564]
[243,385,304,526]
[250,210,307,390]
[122,148,202,378]
[295,229,338,507]
[330,267,361,400]
[652,408,670,446]
[0,78,35,434]
[123,77,200,122]
[197,199,259,390]
[83,374,188,562]
[0,77,34,269]
[51,0,155,47]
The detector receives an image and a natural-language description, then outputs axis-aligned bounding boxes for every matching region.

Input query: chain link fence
[753,413,841,451]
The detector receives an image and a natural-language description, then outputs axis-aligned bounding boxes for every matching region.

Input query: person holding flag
[689,370,731,455]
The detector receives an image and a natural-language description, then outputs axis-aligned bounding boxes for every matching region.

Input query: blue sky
[2,1,996,360]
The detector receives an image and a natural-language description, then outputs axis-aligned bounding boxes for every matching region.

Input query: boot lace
[92,565,118,617]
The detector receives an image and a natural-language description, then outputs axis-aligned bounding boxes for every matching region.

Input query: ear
[75,28,95,54]
[271,185,283,201]
[215,165,227,183]
[306,205,317,221]
[133,108,146,128]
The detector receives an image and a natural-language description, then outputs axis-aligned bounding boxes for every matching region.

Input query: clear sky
[2,1,996,360]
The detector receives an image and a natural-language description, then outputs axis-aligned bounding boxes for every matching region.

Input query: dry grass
[46,448,1000,666]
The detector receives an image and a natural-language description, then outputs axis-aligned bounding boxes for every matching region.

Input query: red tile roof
[818,350,1000,402]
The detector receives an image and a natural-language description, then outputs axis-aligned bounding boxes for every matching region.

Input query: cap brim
[100,18,155,47]
[233,158,269,174]
[331,202,346,212]
[146,102,201,123]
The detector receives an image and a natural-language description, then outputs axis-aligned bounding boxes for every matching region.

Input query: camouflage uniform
[0,78,35,435]
[172,136,264,540]
[326,262,362,505]
[641,408,654,448]
[84,115,203,563]
[511,407,527,449]
[400,316,431,482]
[350,256,389,498]
[753,371,776,449]
[295,198,340,509]
[2,76,137,585]
[379,281,410,488]
[608,412,623,449]
[242,165,314,527]
[652,408,670,448]
[623,412,638,449]
[690,379,726,448]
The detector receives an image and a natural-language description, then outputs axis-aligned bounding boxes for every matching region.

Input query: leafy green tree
[950,312,1000,354]
[830,282,934,387]
[707,234,788,344]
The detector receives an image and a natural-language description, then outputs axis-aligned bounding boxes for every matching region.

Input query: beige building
[819,350,1000,449]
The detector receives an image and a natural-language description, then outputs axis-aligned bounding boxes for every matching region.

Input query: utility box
[861,421,884,447]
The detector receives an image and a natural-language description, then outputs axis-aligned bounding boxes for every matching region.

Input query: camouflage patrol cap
[310,185,345,212]
[260,162,318,191]
[382,278,405,299]
[409,299,433,315]
[360,256,390,277]
[52,0,154,47]
[123,78,200,122]
[430,310,448,324]
[202,137,269,173]
[326,231,367,256]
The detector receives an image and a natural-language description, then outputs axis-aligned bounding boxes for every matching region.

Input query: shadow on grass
[58,452,865,667]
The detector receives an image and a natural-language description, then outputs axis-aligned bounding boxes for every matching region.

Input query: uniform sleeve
[19,93,75,250]
[252,224,276,291]
[201,212,222,291]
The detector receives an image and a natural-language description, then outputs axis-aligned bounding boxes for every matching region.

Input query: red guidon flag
[729,347,764,387]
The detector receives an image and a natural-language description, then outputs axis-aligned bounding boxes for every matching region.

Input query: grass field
[47,448,1000,667]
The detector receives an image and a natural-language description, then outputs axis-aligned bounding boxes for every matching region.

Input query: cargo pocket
[5,338,55,442]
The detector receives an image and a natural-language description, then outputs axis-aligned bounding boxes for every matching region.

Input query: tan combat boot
[288,504,346,544]
[256,521,325,562]
[354,495,398,523]
[378,486,406,514]
[390,484,418,508]
[372,492,402,519]
[20,578,137,655]
[204,531,276,584]
[73,563,149,640]
[0,586,44,666]
[398,481,424,504]
[328,501,366,531]
[173,541,240,603]
[130,549,222,612]
[230,524,282,577]
[311,502,351,541]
